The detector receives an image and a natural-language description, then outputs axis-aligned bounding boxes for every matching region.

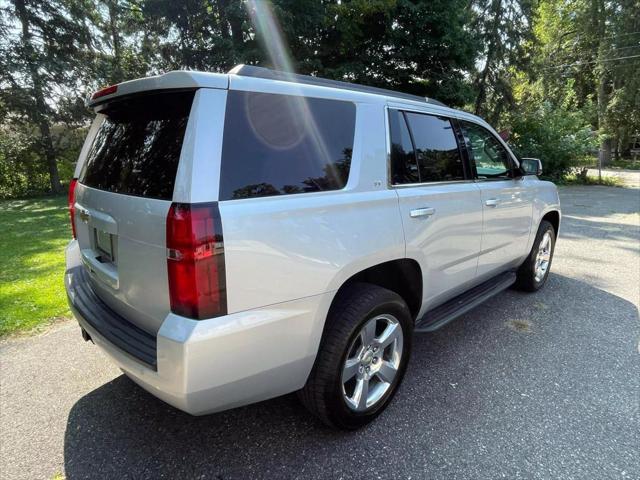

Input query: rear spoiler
[86,71,229,108]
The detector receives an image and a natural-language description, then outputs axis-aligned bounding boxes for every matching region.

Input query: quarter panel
[219,98,397,313]
[220,190,405,313]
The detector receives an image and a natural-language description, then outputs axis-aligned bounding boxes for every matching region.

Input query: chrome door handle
[485,198,500,207]
[410,207,436,218]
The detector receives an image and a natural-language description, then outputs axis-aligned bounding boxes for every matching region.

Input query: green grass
[560,172,624,187]
[0,196,71,336]
[609,158,640,170]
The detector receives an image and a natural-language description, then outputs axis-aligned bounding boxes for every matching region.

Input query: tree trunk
[216,0,231,41]
[216,0,244,67]
[223,0,244,51]
[597,64,611,165]
[474,0,502,116]
[40,122,62,193]
[474,64,490,116]
[107,0,124,83]
[593,0,611,166]
[14,0,62,193]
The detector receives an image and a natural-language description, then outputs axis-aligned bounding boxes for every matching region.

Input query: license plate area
[94,228,117,264]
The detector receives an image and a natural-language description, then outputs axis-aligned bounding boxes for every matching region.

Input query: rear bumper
[65,240,332,415]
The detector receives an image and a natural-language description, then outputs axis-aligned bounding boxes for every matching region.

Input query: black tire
[514,220,556,292]
[298,283,413,430]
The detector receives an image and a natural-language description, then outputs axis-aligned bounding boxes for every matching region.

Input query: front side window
[404,112,464,182]
[460,121,514,179]
[219,91,356,200]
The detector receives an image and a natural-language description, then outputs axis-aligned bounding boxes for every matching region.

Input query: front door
[458,120,533,279]
[389,108,483,313]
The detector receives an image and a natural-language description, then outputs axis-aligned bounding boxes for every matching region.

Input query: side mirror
[520,158,543,176]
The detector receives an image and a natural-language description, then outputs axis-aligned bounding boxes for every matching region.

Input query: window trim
[390,179,478,189]
[386,106,473,188]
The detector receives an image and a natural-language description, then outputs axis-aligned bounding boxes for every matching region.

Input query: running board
[415,271,516,332]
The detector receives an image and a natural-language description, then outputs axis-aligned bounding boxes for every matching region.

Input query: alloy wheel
[341,314,403,412]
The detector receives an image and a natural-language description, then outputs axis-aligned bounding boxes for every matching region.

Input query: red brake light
[166,203,227,319]
[68,178,78,239]
[91,84,118,100]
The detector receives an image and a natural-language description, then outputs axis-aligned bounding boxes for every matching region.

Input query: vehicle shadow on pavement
[63,273,640,480]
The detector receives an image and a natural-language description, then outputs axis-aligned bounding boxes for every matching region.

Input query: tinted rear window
[219,91,356,200]
[389,110,419,184]
[79,91,194,199]
[404,112,464,182]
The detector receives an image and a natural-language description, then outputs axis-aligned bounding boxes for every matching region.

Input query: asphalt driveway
[1,185,639,480]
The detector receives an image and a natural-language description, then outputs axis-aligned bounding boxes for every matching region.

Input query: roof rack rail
[228,64,447,108]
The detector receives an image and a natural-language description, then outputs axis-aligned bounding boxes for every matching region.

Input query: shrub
[506,102,598,181]
[0,124,49,198]
[0,123,85,199]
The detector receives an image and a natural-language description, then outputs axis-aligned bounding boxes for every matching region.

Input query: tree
[260,0,479,106]
[140,0,251,72]
[144,0,479,106]
[1,0,636,197]
[602,0,640,159]
[0,0,92,193]
[472,0,535,124]
[530,0,640,165]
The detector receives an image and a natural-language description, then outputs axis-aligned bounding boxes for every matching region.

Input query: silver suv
[65,65,561,429]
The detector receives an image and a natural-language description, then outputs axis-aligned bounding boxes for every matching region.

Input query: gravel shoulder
[587,168,640,188]
[1,185,639,480]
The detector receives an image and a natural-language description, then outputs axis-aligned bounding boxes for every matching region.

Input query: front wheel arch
[541,210,560,237]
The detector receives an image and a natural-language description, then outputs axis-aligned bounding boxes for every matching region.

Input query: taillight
[166,203,227,319]
[68,178,78,239]
[91,84,118,100]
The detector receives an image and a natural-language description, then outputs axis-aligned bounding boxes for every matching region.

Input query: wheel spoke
[355,377,370,410]
[342,357,360,383]
[376,360,397,384]
[541,233,551,250]
[376,322,400,349]
[360,319,377,346]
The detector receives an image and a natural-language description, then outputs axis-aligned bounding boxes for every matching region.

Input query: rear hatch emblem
[79,208,91,223]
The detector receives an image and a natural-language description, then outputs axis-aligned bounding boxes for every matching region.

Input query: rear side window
[219,91,356,200]
[404,112,464,182]
[389,110,419,184]
[80,91,194,200]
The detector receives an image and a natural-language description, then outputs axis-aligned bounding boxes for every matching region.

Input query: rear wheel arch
[328,259,422,321]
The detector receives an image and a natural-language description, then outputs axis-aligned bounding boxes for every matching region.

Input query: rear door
[73,90,196,334]
[390,108,483,313]
[458,120,533,278]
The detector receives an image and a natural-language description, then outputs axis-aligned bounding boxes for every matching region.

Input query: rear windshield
[79,90,195,200]
[219,91,356,200]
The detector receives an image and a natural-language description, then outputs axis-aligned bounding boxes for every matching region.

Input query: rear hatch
[74,90,195,335]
